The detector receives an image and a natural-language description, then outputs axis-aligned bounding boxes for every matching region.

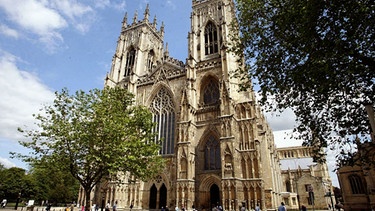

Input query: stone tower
[86,1,284,210]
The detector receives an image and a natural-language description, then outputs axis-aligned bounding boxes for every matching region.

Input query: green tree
[231,0,375,162]
[28,163,80,205]
[0,167,36,202]
[16,87,164,211]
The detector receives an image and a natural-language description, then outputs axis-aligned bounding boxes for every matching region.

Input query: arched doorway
[210,184,220,209]
[149,184,157,209]
[159,184,167,209]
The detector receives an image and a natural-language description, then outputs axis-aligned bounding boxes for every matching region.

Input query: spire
[153,15,157,28]
[143,4,150,22]
[133,10,138,24]
[122,12,128,30]
[164,42,169,58]
[160,21,165,36]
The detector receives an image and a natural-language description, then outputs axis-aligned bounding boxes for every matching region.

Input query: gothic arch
[197,127,221,171]
[199,174,222,192]
[203,20,219,55]
[147,84,177,155]
[124,46,136,77]
[199,75,220,106]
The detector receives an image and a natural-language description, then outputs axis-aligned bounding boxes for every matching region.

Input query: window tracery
[204,135,221,170]
[150,87,175,155]
[203,78,220,105]
[125,47,136,76]
[204,22,219,55]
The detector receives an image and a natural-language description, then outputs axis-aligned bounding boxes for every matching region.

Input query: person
[301,205,306,211]
[46,203,52,211]
[112,201,117,211]
[1,199,6,208]
[105,202,110,211]
[240,203,246,211]
[255,203,260,211]
[277,202,286,211]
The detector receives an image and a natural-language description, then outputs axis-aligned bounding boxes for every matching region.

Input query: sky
[0,0,339,186]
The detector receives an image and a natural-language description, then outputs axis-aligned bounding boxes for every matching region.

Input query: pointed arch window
[147,50,155,71]
[348,174,365,194]
[204,135,221,170]
[203,78,220,105]
[125,47,136,76]
[150,87,175,155]
[204,22,219,55]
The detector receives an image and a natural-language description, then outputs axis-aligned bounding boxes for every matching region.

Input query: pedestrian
[255,203,260,211]
[301,204,306,211]
[277,202,286,211]
[112,201,117,211]
[240,202,246,211]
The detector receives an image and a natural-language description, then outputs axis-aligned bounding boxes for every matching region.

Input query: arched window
[125,47,136,76]
[348,174,365,194]
[150,87,175,155]
[204,22,219,55]
[203,78,220,105]
[147,50,154,71]
[204,135,221,170]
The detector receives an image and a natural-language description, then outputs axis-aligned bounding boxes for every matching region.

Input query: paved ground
[1,207,336,211]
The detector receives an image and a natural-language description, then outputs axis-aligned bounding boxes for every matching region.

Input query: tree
[231,0,375,162]
[28,163,80,205]
[0,167,36,202]
[16,87,164,211]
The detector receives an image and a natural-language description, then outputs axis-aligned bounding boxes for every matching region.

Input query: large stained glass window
[150,87,175,155]
[204,135,221,170]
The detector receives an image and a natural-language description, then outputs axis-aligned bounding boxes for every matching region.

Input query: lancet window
[204,135,221,170]
[147,50,154,71]
[150,87,175,155]
[124,47,136,76]
[204,21,219,55]
[203,78,220,105]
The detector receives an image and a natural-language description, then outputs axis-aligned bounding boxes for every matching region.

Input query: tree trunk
[84,188,92,211]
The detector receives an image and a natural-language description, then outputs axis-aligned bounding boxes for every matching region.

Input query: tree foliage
[16,87,164,210]
[231,0,375,162]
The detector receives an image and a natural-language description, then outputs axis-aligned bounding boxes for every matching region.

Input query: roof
[280,157,316,171]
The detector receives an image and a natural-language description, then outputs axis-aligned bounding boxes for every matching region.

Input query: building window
[147,50,154,71]
[204,22,219,55]
[150,87,175,155]
[203,78,220,105]
[348,174,365,194]
[125,47,136,76]
[204,135,221,170]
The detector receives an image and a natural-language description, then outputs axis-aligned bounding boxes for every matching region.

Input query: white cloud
[94,0,126,11]
[50,0,95,34]
[0,0,67,51]
[0,157,16,168]
[0,23,19,38]
[0,50,54,141]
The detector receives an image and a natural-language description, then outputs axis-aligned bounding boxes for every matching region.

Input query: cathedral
[79,0,286,210]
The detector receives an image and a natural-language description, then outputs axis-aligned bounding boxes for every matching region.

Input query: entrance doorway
[210,184,220,209]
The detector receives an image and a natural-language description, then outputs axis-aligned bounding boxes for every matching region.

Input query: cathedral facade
[80,0,285,210]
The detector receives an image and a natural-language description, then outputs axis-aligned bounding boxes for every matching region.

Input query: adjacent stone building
[77,1,333,210]
[337,141,375,210]
[278,147,335,210]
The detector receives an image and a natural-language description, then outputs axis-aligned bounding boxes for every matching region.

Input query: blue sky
[0,0,339,186]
